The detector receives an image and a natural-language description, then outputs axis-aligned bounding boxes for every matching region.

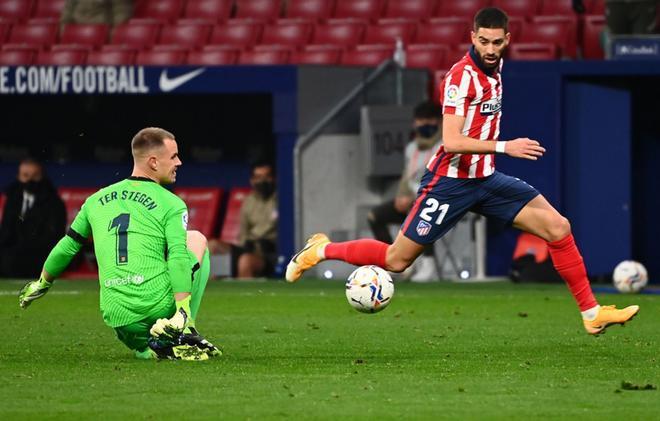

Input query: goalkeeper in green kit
[18,127,221,361]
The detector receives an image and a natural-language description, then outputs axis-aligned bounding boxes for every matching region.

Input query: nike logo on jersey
[159,68,205,92]
[480,98,502,115]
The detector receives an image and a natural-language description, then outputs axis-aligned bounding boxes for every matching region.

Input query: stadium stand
[406,44,449,69]
[158,22,212,48]
[61,24,110,48]
[363,20,417,45]
[0,20,10,42]
[333,0,385,21]
[37,45,88,65]
[174,187,223,238]
[238,47,290,64]
[522,16,577,58]
[342,44,393,66]
[235,0,283,21]
[383,0,436,20]
[260,21,313,47]
[582,15,606,59]
[492,0,541,19]
[290,44,343,64]
[311,21,365,46]
[8,23,58,48]
[435,0,489,18]
[0,48,35,65]
[111,22,161,48]
[286,0,334,21]
[134,0,185,23]
[187,45,239,65]
[209,20,263,48]
[183,0,233,22]
[509,43,559,60]
[0,0,32,21]
[135,47,188,65]
[33,0,67,20]
[540,0,575,16]
[417,18,470,45]
[220,187,252,245]
[87,49,136,65]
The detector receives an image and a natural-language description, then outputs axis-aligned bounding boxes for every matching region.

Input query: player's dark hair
[474,7,509,32]
[414,101,442,119]
[131,127,175,156]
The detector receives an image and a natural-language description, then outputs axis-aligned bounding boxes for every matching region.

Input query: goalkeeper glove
[18,274,52,309]
[150,295,194,339]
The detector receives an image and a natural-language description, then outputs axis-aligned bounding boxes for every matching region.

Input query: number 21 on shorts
[419,198,449,225]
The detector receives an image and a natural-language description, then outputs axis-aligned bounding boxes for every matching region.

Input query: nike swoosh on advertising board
[158,68,206,92]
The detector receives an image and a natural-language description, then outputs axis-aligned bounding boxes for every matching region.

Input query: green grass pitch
[1,279,658,419]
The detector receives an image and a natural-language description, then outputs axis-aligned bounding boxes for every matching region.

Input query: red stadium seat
[291,44,343,64]
[187,46,239,65]
[220,187,252,245]
[507,15,524,42]
[158,23,212,48]
[61,24,109,48]
[435,0,488,18]
[492,0,540,18]
[540,0,576,16]
[183,0,233,22]
[341,44,392,66]
[59,188,97,229]
[260,21,312,47]
[333,0,385,21]
[36,48,87,65]
[417,18,470,45]
[286,0,334,20]
[0,20,10,42]
[33,0,66,19]
[509,42,558,60]
[588,0,605,15]
[9,23,58,47]
[86,49,136,65]
[174,188,224,238]
[134,0,184,22]
[311,21,365,46]
[238,47,290,64]
[432,68,447,99]
[363,21,416,45]
[582,15,605,59]
[406,44,449,69]
[522,16,576,58]
[136,48,187,65]
[111,22,161,48]
[235,0,282,21]
[209,21,263,48]
[441,45,470,68]
[384,0,435,20]
[0,48,34,65]
[0,0,32,21]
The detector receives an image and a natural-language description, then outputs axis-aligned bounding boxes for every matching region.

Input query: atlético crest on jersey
[416,220,432,236]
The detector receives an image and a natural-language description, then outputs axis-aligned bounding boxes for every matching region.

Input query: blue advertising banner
[610,36,660,60]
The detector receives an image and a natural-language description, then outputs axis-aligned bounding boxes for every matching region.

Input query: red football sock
[547,234,598,311]
[325,239,388,268]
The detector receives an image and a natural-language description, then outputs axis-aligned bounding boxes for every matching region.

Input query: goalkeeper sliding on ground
[19,127,221,361]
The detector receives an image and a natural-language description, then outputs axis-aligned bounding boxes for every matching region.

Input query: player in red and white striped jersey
[286,7,639,335]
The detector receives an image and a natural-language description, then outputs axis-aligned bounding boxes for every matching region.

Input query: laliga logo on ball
[613,260,648,294]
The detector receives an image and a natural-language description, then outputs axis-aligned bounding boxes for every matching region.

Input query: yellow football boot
[285,233,330,283]
[583,305,640,335]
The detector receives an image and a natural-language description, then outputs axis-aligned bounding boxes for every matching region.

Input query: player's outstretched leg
[513,195,639,334]
[286,232,424,282]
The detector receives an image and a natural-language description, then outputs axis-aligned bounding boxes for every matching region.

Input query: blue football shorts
[402,170,539,245]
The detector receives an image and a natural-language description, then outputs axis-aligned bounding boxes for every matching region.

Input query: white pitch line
[0,290,81,296]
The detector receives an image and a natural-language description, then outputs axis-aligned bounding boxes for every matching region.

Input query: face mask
[20,180,40,193]
[416,124,438,139]
[254,181,275,198]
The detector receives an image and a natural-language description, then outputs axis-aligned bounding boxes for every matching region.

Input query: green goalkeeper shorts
[114,250,207,352]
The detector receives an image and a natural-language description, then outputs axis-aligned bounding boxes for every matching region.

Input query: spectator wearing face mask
[0,158,66,278]
[234,161,278,278]
[367,101,443,282]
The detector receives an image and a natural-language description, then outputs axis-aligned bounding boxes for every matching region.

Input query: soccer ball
[345,265,394,313]
[613,260,648,293]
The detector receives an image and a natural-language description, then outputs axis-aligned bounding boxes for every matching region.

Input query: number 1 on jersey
[109,213,130,265]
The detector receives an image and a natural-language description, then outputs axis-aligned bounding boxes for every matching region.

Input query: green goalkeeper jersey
[44,177,193,328]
